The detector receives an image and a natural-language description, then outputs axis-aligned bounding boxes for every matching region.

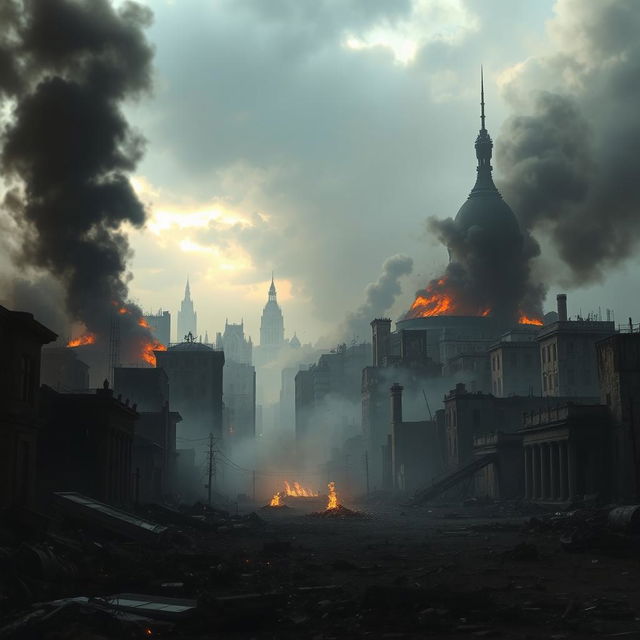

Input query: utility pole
[364,451,369,497]
[252,470,256,502]
[207,433,216,506]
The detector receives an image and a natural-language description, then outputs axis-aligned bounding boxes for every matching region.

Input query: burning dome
[405,69,542,328]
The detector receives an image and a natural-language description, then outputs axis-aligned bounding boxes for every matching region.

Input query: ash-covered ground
[3,498,640,639]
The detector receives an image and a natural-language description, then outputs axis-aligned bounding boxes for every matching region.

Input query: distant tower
[259,274,285,347]
[177,278,197,343]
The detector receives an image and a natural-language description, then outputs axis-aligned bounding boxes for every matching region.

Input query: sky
[14,0,640,345]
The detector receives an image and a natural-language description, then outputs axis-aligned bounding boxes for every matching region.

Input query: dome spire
[469,67,500,198]
[480,65,486,131]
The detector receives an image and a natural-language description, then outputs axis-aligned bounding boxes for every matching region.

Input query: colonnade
[524,440,573,501]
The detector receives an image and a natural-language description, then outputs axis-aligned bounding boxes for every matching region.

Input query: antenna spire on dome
[480,65,486,131]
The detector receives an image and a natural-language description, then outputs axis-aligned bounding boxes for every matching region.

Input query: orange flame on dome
[327,481,338,510]
[518,313,543,326]
[406,276,490,319]
[67,334,96,347]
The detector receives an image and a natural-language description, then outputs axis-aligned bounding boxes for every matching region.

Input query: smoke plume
[497,0,640,285]
[344,254,413,341]
[0,0,156,365]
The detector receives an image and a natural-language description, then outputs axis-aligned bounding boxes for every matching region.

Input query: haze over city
[2,1,640,638]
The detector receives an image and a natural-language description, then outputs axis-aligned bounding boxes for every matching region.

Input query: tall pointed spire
[268,273,277,300]
[469,67,499,198]
[185,276,191,301]
[480,65,486,131]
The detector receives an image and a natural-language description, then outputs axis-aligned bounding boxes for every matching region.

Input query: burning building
[402,71,543,353]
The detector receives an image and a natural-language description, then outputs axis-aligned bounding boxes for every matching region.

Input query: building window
[552,344,557,361]
[542,348,547,364]
[543,373,547,391]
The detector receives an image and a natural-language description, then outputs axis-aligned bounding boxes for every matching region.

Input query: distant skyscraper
[143,309,171,347]
[216,320,253,365]
[259,275,284,347]
[177,278,197,342]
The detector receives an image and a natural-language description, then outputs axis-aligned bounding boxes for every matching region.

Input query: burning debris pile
[263,481,319,509]
[308,482,366,519]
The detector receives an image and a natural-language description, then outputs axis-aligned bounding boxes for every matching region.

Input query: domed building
[453,72,522,256]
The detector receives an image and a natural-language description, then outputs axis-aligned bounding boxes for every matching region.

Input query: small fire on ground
[266,481,318,508]
[284,481,318,497]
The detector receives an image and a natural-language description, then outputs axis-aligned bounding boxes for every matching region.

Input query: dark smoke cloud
[496,0,640,285]
[419,214,544,324]
[0,0,154,364]
[343,254,413,341]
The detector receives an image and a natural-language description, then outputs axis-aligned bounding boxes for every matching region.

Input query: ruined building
[217,321,256,442]
[38,382,138,508]
[177,278,197,342]
[0,305,56,509]
[154,337,224,442]
[537,294,615,397]
[143,309,171,347]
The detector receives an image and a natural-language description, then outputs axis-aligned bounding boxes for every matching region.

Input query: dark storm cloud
[496,0,640,285]
[0,0,153,347]
[343,254,413,341]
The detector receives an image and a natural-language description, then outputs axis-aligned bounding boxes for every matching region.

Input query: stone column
[540,443,549,500]
[524,446,532,500]
[532,444,540,500]
[559,441,568,501]
[549,442,558,501]
[568,440,576,500]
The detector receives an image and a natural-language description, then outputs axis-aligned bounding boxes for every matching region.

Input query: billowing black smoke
[418,215,544,325]
[0,0,156,366]
[497,0,640,285]
[344,254,413,341]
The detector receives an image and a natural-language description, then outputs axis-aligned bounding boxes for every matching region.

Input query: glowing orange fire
[284,481,318,497]
[269,493,283,507]
[518,313,543,326]
[327,481,338,510]
[138,317,151,328]
[67,334,96,347]
[142,341,167,367]
[406,276,543,326]
[406,277,490,319]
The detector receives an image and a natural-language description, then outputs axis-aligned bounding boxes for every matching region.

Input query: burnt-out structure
[133,405,182,503]
[38,382,138,508]
[520,404,610,503]
[488,327,541,397]
[41,346,90,391]
[362,319,442,489]
[537,294,615,398]
[114,366,169,412]
[390,383,445,493]
[598,330,640,500]
[443,383,599,471]
[0,305,57,509]
[154,339,224,442]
